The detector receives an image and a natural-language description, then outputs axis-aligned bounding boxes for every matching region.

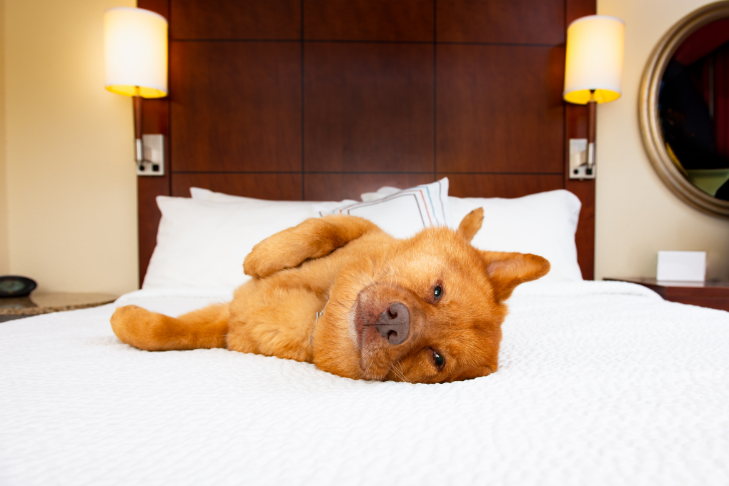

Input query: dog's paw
[244,232,309,278]
[243,245,279,278]
[110,305,166,350]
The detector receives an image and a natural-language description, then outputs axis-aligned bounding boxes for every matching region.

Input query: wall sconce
[104,7,168,176]
[564,15,625,179]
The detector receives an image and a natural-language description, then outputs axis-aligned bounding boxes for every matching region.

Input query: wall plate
[569,138,595,179]
[137,134,165,176]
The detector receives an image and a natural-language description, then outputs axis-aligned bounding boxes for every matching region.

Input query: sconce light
[104,7,168,176]
[564,15,625,179]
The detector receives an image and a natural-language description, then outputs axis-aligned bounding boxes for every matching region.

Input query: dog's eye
[433,285,443,300]
[432,350,445,369]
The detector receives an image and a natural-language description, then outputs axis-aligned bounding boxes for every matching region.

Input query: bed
[2,280,728,484]
[2,184,729,485]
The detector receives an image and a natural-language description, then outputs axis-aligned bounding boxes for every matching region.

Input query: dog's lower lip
[355,316,365,353]
[353,299,374,372]
[351,298,365,353]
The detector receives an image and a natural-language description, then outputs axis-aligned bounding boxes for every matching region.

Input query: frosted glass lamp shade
[104,7,167,98]
[564,15,625,104]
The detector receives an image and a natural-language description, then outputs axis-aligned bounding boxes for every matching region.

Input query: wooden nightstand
[0,292,118,322]
[604,278,729,312]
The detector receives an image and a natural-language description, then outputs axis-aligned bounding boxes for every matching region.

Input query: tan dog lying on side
[111,209,549,383]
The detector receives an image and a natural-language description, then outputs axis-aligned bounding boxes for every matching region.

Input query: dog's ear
[457,208,484,243]
[479,251,550,302]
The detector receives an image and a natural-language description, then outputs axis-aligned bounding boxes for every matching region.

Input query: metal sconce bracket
[137,134,165,176]
[569,138,595,179]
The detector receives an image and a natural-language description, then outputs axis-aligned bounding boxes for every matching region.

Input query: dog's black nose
[372,302,410,345]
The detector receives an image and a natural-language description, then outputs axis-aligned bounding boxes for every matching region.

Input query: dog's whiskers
[396,361,414,387]
[362,352,375,378]
[391,366,410,385]
[387,258,396,288]
[389,363,414,386]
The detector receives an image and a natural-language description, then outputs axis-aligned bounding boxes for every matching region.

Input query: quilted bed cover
[1,281,728,486]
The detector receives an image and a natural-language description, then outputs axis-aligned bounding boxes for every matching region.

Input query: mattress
[1,281,728,485]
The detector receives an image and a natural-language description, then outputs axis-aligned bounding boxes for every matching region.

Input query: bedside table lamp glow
[563,15,625,179]
[104,7,168,175]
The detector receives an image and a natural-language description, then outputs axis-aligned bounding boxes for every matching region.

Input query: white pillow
[316,179,452,239]
[190,187,355,211]
[449,190,583,281]
[191,187,265,203]
[144,196,320,289]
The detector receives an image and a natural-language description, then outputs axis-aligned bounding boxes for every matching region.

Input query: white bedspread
[1,281,728,485]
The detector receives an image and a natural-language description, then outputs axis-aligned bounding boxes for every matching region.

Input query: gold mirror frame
[639,1,729,218]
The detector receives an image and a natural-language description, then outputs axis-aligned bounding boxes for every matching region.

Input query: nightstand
[604,278,729,312]
[0,292,118,322]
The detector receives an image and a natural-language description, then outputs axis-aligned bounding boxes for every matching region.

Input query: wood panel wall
[137,0,596,284]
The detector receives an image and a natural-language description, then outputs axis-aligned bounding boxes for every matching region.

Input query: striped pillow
[315,178,451,239]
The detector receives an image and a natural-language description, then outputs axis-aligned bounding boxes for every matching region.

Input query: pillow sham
[143,196,319,289]
[316,178,452,239]
[448,190,583,281]
[360,186,402,202]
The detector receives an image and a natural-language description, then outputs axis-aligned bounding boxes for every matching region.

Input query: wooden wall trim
[137,0,170,286]
[565,0,597,279]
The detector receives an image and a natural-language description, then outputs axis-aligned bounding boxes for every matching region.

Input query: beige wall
[596,0,729,281]
[0,0,8,275]
[4,0,138,294]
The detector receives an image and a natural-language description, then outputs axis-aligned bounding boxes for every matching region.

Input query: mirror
[640,2,729,217]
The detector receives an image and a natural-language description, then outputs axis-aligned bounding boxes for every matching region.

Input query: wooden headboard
[137,0,596,285]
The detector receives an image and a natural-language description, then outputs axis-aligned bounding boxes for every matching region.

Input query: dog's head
[313,209,550,383]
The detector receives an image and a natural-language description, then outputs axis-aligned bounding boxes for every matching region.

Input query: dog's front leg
[243,215,378,278]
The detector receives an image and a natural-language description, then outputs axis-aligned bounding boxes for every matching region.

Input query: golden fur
[111,209,549,383]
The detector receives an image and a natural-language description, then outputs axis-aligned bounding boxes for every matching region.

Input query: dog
[111,208,549,383]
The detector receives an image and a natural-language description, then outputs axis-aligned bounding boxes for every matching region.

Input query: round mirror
[640,2,729,217]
